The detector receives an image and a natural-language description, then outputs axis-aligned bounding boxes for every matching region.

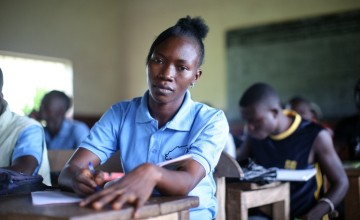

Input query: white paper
[31,191,82,205]
[276,168,316,181]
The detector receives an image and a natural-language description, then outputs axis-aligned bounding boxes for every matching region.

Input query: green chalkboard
[226,9,360,121]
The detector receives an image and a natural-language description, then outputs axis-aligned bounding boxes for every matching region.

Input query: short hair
[239,82,280,108]
[0,67,3,92]
[42,90,72,111]
[146,16,209,67]
[288,96,311,107]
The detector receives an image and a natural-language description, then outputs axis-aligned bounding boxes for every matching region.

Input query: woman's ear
[193,69,202,84]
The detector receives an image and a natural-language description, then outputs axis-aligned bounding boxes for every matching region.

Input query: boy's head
[288,96,314,121]
[239,82,282,139]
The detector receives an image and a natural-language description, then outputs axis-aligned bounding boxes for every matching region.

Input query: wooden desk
[226,181,290,220]
[0,194,199,220]
[344,167,360,220]
[214,152,290,220]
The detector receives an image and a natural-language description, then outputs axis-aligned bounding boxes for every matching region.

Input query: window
[0,51,73,116]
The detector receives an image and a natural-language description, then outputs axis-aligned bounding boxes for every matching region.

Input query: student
[334,79,360,161]
[58,16,229,219]
[0,67,51,186]
[287,96,334,136]
[38,90,90,150]
[237,82,348,219]
[287,96,315,122]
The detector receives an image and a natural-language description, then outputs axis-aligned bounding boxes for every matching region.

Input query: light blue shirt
[81,90,229,219]
[12,125,43,175]
[45,119,90,150]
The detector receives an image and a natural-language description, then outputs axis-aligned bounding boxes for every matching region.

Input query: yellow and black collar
[270,110,301,140]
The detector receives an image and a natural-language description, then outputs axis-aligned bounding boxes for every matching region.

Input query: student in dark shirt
[237,82,348,219]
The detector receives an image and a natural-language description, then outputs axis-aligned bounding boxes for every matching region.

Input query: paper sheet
[276,168,317,181]
[31,190,82,205]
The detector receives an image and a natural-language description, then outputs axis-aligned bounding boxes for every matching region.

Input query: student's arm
[59,147,205,217]
[80,158,205,216]
[58,148,102,196]
[304,130,349,219]
[2,125,43,175]
[4,155,38,175]
[236,137,251,162]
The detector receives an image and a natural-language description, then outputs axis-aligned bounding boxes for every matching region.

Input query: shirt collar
[270,109,302,140]
[136,90,194,131]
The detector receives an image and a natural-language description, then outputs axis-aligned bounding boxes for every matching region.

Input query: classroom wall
[0,0,125,115]
[0,0,359,117]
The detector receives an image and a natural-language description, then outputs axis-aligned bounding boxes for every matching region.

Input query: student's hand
[79,163,161,218]
[72,168,106,196]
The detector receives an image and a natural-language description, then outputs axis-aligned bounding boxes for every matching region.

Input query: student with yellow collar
[237,82,348,220]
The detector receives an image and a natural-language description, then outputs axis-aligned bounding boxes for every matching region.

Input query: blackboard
[226,9,360,121]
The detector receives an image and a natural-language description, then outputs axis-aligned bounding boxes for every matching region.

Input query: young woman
[58,16,229,220]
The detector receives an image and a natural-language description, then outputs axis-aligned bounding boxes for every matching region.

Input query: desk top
[0,194,199,220]
[343,161,360,176]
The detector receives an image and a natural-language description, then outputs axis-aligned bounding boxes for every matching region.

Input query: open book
[157,154,194,169]
[103,154,194,188]
[275,168,316,181]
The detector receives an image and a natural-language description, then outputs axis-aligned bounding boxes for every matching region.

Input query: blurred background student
[36,90,90,150]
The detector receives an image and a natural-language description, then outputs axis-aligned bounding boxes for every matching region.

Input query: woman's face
[146,36,201,106]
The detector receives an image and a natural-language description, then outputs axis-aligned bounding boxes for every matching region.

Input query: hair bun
[176,16,209,40]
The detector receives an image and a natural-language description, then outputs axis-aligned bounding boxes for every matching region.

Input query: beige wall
[1,0,359,115]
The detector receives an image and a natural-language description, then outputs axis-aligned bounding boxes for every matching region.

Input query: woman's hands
[59,148,205,218]
[79,163,161,218]
[71,167,106,196]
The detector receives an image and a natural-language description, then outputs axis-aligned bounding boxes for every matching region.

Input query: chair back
[214,152,243,179]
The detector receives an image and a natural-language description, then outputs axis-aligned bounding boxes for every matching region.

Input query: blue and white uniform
[81,90,229,219]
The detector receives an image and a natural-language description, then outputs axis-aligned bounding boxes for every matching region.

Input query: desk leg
[146,211,188,220]
[273,184,290,220]
[273,201,289,220]
[215,176,226,220]
[226,187,248,220]
[240,194,249,220]
[178,210,189,220]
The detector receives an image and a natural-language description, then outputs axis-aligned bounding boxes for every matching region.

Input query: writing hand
[71,167,105,196]
[79,163,161,218]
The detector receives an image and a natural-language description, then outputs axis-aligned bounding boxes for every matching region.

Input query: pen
[88,161,101,191]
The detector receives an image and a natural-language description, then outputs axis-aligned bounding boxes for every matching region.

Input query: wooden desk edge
[0,195,199,220]
[158,196,199,215]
